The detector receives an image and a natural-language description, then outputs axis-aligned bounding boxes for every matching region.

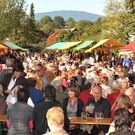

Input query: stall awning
[0,44,8,49]
[58,41,83,50]
[85,39,125,53]
[121,40,135,51]
[73,41,97,50]
[46,42,69,49]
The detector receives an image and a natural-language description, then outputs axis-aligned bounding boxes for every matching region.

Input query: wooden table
[0,115,6,135]
[70,117,111,125]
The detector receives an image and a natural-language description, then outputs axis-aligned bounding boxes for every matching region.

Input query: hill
[35,10,103,22]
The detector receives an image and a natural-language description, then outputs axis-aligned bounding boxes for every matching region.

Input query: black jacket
[63,97,84,117]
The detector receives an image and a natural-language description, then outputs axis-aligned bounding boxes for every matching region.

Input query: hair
[114,108,132,132]
[28,78,36,87]
[17,88,30,102]
[75,69,82,75]
[117,95,130,109]
[68,69,75,75]
[83,82,91,90]
[36,63,43,68]
[13,63,24,73]
[6,58,16,67]
[118,71,126,78]
[70,76,78,84]
[101,77,108,84]
[61,72,67,79]
[43,84,56,101]
[68,83,80,97]
[107,70,114,78]
[112,81,122,92]
[46,107,64,127]
[51,79,62,89]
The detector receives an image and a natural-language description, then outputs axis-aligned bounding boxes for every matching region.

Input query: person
[107,70,114,89]
[115,54,123,67]
[123,54,133,70]
[28,78,43,105]
[43,107,68,135]
[33,84,70,135]
[0,84,7,114]
[75,69,85,89]
[100,77,112,99]
[0,58,16,82]
[109,56,115,68]
[125,87,135,105]
[0,63,29,104]
[107,81,122,118]
[63,83,84,135]
[34,63,55,91]
[6,88,33,135]
[107,108,134,135]
[51,79,68,104]
[79,82,93,105]
[83,85,111,135]
[120,78,129,94]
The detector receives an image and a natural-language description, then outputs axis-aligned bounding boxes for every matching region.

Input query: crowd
[0,50,135,135]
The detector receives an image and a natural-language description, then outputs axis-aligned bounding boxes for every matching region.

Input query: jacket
[34,71,55,91]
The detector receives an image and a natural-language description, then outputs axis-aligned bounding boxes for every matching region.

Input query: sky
[25,0,106,15]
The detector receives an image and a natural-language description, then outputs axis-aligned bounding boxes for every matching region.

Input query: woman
[6,88,33,135]
[120,78,130,94]
[107,108,134,135]
[116,54,123,67]
[100,77,112,99]
[63,83,84,135]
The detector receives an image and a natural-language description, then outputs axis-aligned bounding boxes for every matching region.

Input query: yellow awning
[85,39,125,53]
[0,44,8,49]
[59,41,83,50]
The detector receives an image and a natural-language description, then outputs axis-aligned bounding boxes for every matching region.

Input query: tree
[40,16,52,27]
[53,16,65,28]
[0,0,27,40]
[67,17,76,28]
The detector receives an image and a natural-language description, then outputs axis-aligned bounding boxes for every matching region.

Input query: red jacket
[79,90,93,105]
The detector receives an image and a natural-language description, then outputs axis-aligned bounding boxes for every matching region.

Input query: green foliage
[41,22,54,36]
[0,0,27,40]
[40,16,52,27]
[53,16,65,28]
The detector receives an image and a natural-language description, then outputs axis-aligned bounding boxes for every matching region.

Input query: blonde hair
[101,77,108,84]
[112,81,122,92]
[46,107,64,127]
[117,95,130,109]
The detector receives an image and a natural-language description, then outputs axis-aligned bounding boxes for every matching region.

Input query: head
[114,108,132,132]
[125,87,135,104]
[47,107,64,130]
[101,77,109,85]
[117,95,130,109]
[92,77,101,87]
[75,69,82,76]
[107,70,114,79]
[35,63,44,77]
[67,83,80,98]
[92,86,102,102]
[51,79,62,90]
[128,54,131,59]
[112,81,122,92]
[28,78,36,87]
[13,85,23,98]
[13,64,24,78]
[70,76,78,84]
[6,58,16,67]
[43,84,56,101]
[83,82,91,91]
[17,88,30,103]
[120,78,129,91]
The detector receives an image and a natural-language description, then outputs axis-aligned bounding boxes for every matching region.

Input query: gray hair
[112,81,122,92]
[12,85,23,95]
[51,80,62,89]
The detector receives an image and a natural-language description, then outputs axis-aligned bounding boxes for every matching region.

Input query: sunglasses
[35,68,43,72]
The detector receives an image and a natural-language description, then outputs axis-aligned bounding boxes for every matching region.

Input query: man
[51,79,68,104]
[33,84,70,135]
[34,64,55,91]
[0,58,16,82]
[84,86,111,135]
[120,78,129,94]
[27,78,43,105]
[0,64,29,104]
[79,82,93,105]
[75,69,85,89]
[125,87,135,105]
[43,107,68,135]
[123,54,132,70]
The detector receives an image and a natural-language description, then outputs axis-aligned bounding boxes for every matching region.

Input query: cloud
[86,10,104,16]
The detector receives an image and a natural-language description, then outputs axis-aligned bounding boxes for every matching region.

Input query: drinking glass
[95,112,104,122]
[89,103,95,114]
[81,112,87,121]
